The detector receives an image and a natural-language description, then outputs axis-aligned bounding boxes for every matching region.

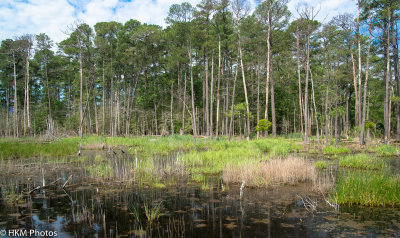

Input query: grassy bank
[0,137,79,159]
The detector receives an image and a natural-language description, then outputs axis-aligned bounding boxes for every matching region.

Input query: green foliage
[338,154,386,170]
[314,161,328,169]
[333,171,400,206]
[373,145,400,156]
[322,145,351,155]
[365,120,375,129]
[255,119,272,133]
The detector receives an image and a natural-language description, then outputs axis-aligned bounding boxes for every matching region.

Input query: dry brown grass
[223,157,316,187]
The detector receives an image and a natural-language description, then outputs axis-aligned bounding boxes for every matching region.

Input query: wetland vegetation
[1,135,400,237]
[0,0,400,236]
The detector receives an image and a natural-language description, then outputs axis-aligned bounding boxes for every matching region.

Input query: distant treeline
[0,0,399,145]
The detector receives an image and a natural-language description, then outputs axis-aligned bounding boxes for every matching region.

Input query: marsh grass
[144,202,163,224]
[369,145,400,156]
[1,186,18,205]
[181,138,299,180]
[333,170,400,206]
[314,161,328,169]
[0,137,79,159]
[86,163,114,179]
[338,154,386,170]
[322,145,351,155]
[223,157,315,187]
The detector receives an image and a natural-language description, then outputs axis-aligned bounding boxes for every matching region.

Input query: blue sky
[0,0,356,44]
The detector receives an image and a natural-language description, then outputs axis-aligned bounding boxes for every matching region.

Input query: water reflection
[0,152,399,237]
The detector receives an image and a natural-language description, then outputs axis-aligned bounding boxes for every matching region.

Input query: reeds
[223,156,315,187]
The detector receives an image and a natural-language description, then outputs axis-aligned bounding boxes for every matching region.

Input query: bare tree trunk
[296,28,304,136]
[310,69,320,146]
[23,63,27,136]
[110,53,114,137]
[271,68,276,136]
[26,44,31,135]
[265,10,271,135]
[102,58,106,135]
[170,81,174,135]
[216,36,221,138]
[13,51,18,137]
[210,54,214,138]
[229,60,239,141]
[356,0,362,126]
[236,15,250,140]
[384,15,391,144]
[225,59,230,135]
[181,72,187,135]
[205,52,210,136]
[6,88,9,136]
[350,43,359,126]
[392,22,400,140]
[154,102,158,135]
[94,84,99,135]
[78,37,83,138]
[304,26,311,144]
[256,61,260,139]
[189,46,197,149]
[360,23,372,145]
[44,61,52,136]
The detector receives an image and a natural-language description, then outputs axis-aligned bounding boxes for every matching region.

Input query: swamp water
[0,151,399,237]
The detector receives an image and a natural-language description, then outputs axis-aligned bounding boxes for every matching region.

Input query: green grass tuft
[322,145,351,155]
[373,145,400,156]
[338,154,386,170]
[314,161,328,169]
[333,170,400,207]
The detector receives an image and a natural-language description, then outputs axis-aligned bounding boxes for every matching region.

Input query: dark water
[0,152,400,237]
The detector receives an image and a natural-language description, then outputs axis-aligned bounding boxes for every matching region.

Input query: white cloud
[0,0,75,43]
[0,0,357,45]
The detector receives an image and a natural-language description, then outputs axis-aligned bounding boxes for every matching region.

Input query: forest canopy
[0,0,399,145]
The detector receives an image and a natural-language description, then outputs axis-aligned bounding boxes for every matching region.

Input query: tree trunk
[236,18,250,141]
[181,72,187,135]
[271,68,276,136]
[26,46,31,135]
[216,36,222,138]
[304,27,311,144]
[310,69,320,146]
[205,51,210,136]
[6,88,9,136]
[350,41,359,126]
[229,60,239,141]
[265,10,271,135]
[102,58,106,135]
[189,46,197,149]
[360,23,372,145]
[392,22,400,140]
[78,37,83,138]
[357,0,362,127]
[256,61,260,139]
[110,53,114,137]
[210,53,214,138]
[296,27,304,137]
[384,15,391,144]
[170,81,174,135]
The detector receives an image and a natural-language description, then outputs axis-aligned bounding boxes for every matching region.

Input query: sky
[0,0,357,44]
